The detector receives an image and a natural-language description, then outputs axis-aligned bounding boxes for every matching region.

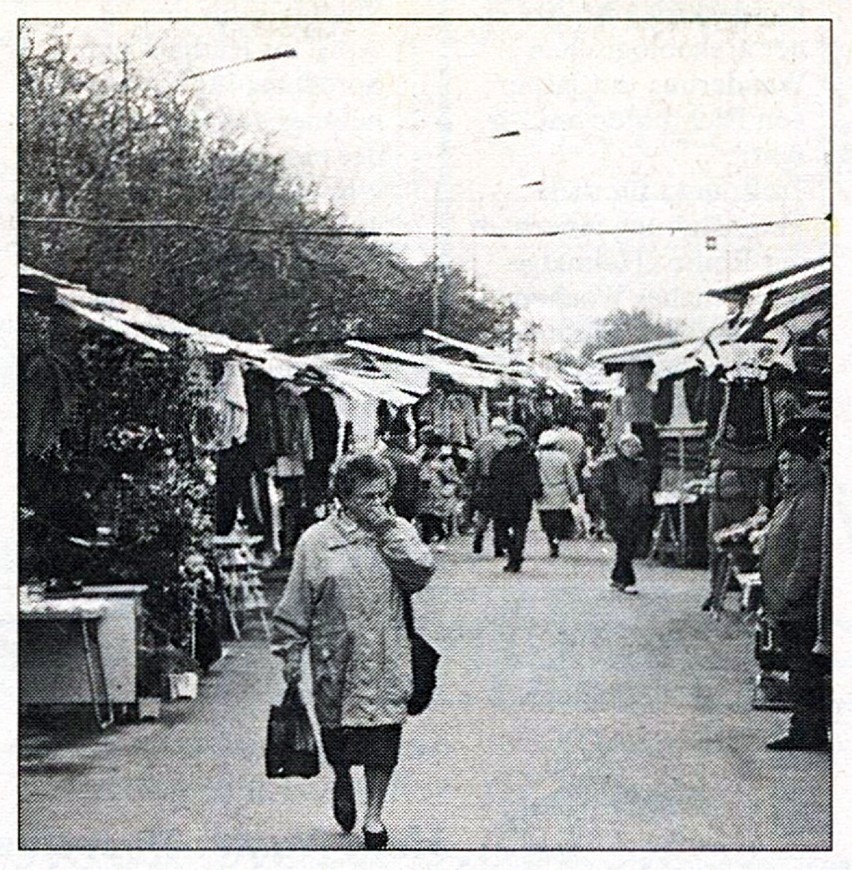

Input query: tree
[19,34,518,351]
[579,308,682,362]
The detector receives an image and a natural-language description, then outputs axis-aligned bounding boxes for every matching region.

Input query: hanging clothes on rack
[273,385,314,477]
[244,369,280,472]
[712,378,776,468]
[445,392,481,445]
[209,359,249,450]
[303,386,340,510]
[331,388,378,454]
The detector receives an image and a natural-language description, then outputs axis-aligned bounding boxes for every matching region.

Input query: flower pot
[137,696,162,720]
[167,672,198,700]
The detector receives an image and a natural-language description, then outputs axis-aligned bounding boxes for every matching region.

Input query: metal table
[20,598,113,729]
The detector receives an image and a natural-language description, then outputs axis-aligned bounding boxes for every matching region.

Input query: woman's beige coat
[271,514,435,728]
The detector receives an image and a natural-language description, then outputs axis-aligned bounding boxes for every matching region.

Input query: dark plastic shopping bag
[265,684,320,778]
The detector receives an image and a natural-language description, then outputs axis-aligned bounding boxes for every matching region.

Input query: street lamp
[160,48,298,96]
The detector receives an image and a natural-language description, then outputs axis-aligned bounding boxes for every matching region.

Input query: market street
[20,530,830,850]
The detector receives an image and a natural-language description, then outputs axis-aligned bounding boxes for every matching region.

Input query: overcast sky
[26,19,831,352]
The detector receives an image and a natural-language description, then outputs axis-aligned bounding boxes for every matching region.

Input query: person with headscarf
[535,430,580,558]
[488,424,543,572]
[599,432,654,594]
[761,420,829,751]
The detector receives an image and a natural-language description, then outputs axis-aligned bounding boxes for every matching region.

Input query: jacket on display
[303,387,340,466]
[210,359,249,450]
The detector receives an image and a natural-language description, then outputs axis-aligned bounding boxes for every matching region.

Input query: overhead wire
[20,213,828,240]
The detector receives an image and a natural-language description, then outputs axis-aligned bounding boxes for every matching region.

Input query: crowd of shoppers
[268,408,829,851]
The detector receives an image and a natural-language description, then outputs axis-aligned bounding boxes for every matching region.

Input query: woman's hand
[363,503,397,536]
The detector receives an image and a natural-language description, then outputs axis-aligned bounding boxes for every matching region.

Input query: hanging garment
[414,390,452,440]
[388,407,412,437]
[719,379,773,448]
[303,387,340,465]
[445,393,480,446]
[352,394,380,450]
[376,400,393,438]
[652,376,675,426]
[244,369,280,471]
[210,360,249,450]
[683,369,708,424]
[274,386,314,466]
[711,378,776,469]
[215,442,265,535]
[622,364,654,423]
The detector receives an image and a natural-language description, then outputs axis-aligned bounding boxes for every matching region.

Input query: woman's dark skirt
[539,509,575,541]
[320,724,402,771]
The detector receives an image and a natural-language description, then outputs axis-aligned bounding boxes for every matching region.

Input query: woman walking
[417,437,460,551]
[488,424,543,572]
[271,453,436,849]
[536,430,580,557]
[599,432,654,594]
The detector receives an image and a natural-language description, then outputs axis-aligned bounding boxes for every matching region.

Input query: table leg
[81,620,113,730]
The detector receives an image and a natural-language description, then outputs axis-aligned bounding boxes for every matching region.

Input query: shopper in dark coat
[488,424,543,572]
[761,425,828,751]
[382,435,421,522]
[467,416,508,556]
[599,432,654,593]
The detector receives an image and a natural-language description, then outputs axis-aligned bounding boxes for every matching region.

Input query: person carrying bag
[270,453,436,849]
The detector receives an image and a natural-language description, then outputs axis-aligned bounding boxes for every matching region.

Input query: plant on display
[79,335,217,649]
[19,318,219,652]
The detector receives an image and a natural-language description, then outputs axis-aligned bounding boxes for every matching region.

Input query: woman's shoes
[333,771,356,833]
[362,824,389,849]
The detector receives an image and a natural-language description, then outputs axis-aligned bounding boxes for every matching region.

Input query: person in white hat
[535,430,579,558]
[598,432,654,593]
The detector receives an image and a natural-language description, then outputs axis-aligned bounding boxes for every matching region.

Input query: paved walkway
[20,530,830,849]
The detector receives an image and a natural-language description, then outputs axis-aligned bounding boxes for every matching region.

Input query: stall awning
[346,339,503,389]
[704,257,830,341]
[695,323,795,381]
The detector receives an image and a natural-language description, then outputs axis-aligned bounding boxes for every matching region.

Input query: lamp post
[160,48,298,97]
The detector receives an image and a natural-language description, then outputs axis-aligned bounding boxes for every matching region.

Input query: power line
[20,213,828,240]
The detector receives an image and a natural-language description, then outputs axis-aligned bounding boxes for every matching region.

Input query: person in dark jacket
[599,433,654,594]
[466,416,508,556]
[488,424,543,573]
[761,425,828,751]
[382,435,421,522]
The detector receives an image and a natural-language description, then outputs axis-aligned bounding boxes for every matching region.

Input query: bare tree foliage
[20,36,518,349]
[578,308,683,363]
